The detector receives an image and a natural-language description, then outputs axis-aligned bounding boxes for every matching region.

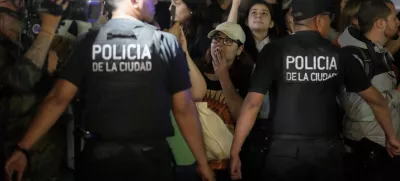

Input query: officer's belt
[272,134,337,141]
[76,128,167,144]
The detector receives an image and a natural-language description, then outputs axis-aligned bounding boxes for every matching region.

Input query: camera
[23,0,103,39]
[28,0,103,22]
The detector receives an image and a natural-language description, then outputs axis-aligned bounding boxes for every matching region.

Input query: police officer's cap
[207,22,246,44]
[291,0,335,21]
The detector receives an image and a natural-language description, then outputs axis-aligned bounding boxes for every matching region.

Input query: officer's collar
[106,17,157,30]
[294,30,323,40]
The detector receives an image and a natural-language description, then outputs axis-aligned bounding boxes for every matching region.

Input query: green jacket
[0,43,66,181]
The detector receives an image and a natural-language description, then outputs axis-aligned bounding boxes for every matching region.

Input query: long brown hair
[339,0,363,33]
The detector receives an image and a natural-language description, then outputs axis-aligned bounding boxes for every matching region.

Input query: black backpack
[341,45,375,81]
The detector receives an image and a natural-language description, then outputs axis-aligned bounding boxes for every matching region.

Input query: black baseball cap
[291,0,334,21]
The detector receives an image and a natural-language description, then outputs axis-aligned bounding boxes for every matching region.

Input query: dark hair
[339,0,363,33]
[356,0,393,33]
[245,1,275,20]
[182,2,211,60]
[183,3,208,38]
[196,48,254,78]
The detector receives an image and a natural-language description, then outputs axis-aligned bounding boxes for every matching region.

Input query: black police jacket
[249,31,372,138]
[58,18,192,141]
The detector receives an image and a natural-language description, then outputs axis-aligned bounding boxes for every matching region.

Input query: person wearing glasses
[194,22,253,180]
[230,0,400,181]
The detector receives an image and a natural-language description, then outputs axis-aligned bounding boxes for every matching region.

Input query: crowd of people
[1,0,400,181]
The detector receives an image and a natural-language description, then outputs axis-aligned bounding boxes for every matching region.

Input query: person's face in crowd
[170,0,191,23]
[137,0,158,23]
[247,4,274,32]
[210,32,243,67]
[383,3,400,40]
[340,0,348,13]
[0,0,23,42]
[316,12,332,38]
[285,8,294,34]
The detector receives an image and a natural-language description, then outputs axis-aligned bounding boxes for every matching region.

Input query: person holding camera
[0,0,70,180]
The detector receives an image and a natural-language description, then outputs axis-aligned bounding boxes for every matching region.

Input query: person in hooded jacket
[338,0,400,180]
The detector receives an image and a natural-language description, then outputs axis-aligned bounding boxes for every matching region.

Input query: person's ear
[375,19,387,30]
[315,15,327,32]
[237,45,244,56]
[351,17,359,27]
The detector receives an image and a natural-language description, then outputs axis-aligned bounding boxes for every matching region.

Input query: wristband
[13,145,31,171]
[13,145,31,164]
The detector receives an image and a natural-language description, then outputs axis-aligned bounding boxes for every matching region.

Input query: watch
[13,145,31,161]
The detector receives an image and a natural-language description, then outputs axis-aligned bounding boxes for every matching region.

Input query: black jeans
[240,118,271,181]
[262,136,345,181]
[78,140,176,181]
[344,138,400,181]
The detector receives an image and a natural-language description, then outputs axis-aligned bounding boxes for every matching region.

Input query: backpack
[342,45,374,81]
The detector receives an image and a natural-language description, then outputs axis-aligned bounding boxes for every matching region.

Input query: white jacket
[338,27,400,146]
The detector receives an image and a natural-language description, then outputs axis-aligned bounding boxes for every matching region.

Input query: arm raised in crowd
[168,22,207,101]
[0,0,68,92]
[219,0,249,120]
[179,26,207,101]
[227,0,240,23]
[162,32,215,180]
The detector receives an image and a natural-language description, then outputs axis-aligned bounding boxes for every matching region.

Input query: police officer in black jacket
[4,0,216,180]
[230,0,400,181]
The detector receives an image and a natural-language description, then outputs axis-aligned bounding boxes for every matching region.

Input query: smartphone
[170,4,176,28]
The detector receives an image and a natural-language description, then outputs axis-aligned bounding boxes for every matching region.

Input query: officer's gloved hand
[40,0,70,33]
